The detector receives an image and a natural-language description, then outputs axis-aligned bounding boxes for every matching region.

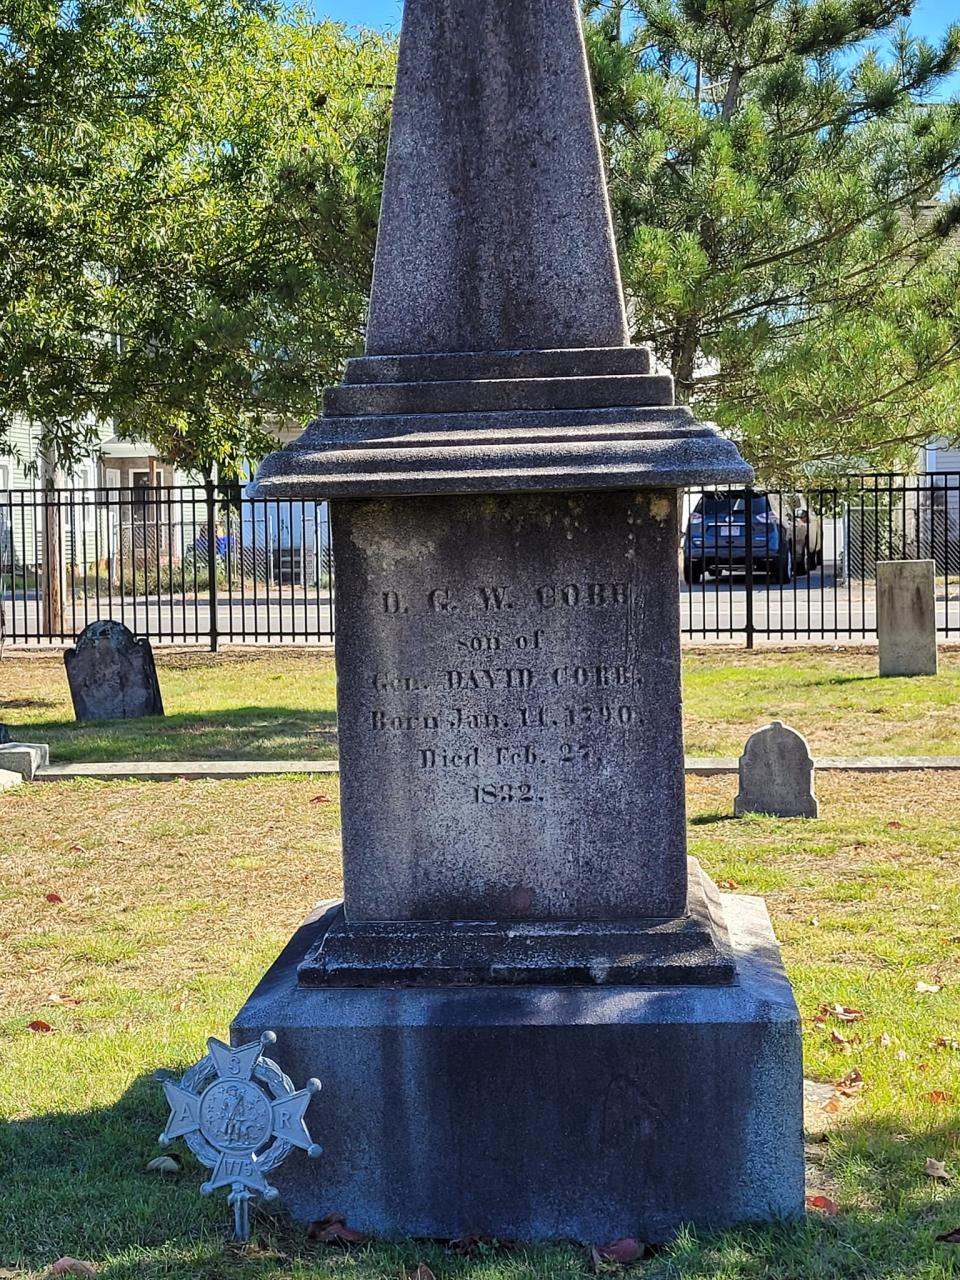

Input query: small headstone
[877,559,938,677]
[735,721,818,819]
[64,620,164,722]
[0,742,49,779]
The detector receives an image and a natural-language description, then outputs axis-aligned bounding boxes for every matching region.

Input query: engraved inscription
[361,578,641,807]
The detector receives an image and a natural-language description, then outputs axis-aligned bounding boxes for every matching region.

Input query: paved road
[4,571,960,645]
[0,591,336,645]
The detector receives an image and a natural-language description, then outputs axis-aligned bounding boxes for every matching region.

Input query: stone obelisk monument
[237,0,804,1241]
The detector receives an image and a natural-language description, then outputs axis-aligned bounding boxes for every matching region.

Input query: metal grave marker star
[158,1031,322,1240]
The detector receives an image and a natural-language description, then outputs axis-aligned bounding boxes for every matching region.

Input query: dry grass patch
[2,771,960,1279]
[0,777,341,1030]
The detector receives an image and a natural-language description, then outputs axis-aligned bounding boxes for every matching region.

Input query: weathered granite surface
[878,559,938,677]
[735,721,819,819]
[0,724,10,745]
[365,0,628,356]
[233,894,805,1242]
[237,0,798,1244]
[301,860,735,987]
[251,0,753,505]
[253,400,752,500]
[64,620,164,722]
[333,490,687,923]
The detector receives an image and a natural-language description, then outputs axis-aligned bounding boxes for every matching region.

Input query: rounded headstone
[734,721,818,819]
[64,620,164,722]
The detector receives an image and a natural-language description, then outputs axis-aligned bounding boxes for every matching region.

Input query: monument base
[299,859,735,987]
[233,893,804,1242]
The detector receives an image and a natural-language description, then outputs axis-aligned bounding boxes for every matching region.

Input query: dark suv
[683,491,823,585]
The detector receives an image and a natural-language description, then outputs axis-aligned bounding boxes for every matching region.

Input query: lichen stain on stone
[649,496,672,523]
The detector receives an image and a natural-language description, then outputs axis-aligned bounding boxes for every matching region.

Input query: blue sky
[316,0,955,35]
[313,0,959,67]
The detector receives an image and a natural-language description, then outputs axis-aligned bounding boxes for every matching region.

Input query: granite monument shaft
[237,0,805,1240]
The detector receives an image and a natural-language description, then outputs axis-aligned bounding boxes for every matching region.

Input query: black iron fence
[1,472,958,648]
[682,471,960,645]
[0,482,334,648]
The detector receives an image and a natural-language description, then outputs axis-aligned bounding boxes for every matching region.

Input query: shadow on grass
[0,695,60,711]
[690,813,738,826]
[803,674,880,688]
[15,707,340,763]
[4,1080,960,1279]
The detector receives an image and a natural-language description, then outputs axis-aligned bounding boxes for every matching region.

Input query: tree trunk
[40,451,64,638]
[674,320,699,403]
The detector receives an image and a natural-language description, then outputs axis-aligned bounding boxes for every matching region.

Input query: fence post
[205,478,219,653]
[744,487,755,650]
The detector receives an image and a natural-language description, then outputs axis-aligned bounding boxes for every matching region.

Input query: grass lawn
[2,772,960,1278]
[2,645,960,763]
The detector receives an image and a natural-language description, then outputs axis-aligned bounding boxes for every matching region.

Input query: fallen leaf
[593,1239,644,1266]
[945,935,960,945]
[918,1062,930,1073]
[27,1019,52,1033]
[879,1033,893,1048]
[46,993,82,1007]
[45,892,63,904]
[936,1227,960,1243]
[822,1096,842,1114]
[929,1090,954,1105]
[936,1037,960,1051]
[820,1003,865,1023]
[917,982,943,995]
[717,879,738,891]
[810,916,821,927]
[310,794,332,805]
[835,1069,864,1096]
[806,1195,839,1215]
[830,1029,853,1051]
[47,1262,96,1279]
[146,1155,182,1174]
[306,1214,366,1245]
[926,1158,951,1182]
[886,821,904,830]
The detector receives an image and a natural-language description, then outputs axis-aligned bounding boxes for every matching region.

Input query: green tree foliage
[0,1,393,477]
[584,0,960,479]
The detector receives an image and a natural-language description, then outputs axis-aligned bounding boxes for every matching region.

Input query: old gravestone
[65,620,164,722]
[234,0,804,1242]
[735,721,819,819]
[877,559,938,678]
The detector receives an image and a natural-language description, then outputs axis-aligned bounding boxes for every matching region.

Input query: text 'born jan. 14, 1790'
[359,579,643,804]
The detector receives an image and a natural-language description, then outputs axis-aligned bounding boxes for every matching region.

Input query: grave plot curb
[25,755,960,782]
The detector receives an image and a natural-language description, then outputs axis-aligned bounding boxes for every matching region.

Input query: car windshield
[696,493,771,518]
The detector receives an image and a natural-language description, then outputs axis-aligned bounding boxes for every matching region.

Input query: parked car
[683,491,823,585]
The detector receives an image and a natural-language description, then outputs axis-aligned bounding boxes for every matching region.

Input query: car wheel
[683,557,703,585]
[774,544,794,583]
